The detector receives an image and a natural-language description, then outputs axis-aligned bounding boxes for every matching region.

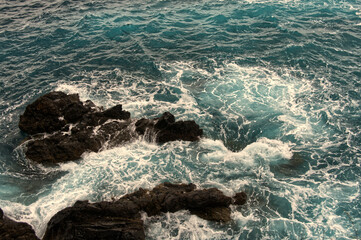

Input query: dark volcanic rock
[156,120,203,143]
[20,92,202,164]
[44,183,242,240]
[233,192,247,205]
[0,208,39,240]
[43,200,144,240]
[185,188,232,209]
[190,207,231,222]
[25,119,133,164]
[101,104,131,120]
[135,112,203,143]
[19,92,93,135]
[154,111,175,129]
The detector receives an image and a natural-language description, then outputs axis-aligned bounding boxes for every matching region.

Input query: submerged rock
[43,183,246,240]
[19,92,203,164]
[0,208,39,240]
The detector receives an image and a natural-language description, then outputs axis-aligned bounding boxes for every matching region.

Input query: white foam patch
[211,64,315,139]
[145,211,235,240]
[318,181,359,201]
[54,68,202,121]
[201,138,292,166]
[169,60,359,156]
[231,209,258,227]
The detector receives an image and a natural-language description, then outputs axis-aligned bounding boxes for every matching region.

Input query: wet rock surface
[233,191,247,205]
[19,92,203,164]
[19,92,95,135]
[0,208,39,240]
[135,112,203,143]
[43,200,145,240]
[43,183,247,240]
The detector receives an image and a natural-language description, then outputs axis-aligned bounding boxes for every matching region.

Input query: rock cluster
[0,208,39,240]
[13,92,248,240]
[43,183,247,240]
[0,184,247,240]
[19,92,203,164]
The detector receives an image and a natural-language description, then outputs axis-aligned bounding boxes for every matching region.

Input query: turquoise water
[1,0,361,239]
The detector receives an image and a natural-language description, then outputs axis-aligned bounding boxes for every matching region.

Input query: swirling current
[0,0,361,239]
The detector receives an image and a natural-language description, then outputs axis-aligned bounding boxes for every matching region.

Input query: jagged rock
[43,183,243,240]
[133,118,152,135]
[43,200,144,240]
[25,119,133,164]
[156,120,203,143]
[154,111,175,129]
[19,92,203,164]
[19,92,94,135]
[135,112,203,143]
[233,192,247,205]
[0,208,39,240]
[101,104,131,120]
[122,182,232,217]
[185,188,232,209]
[25,130,99,164]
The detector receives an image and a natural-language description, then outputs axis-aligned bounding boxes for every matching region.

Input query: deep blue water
[1,0,361,239]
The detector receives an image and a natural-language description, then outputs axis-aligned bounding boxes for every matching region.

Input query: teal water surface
[1,0,361,239]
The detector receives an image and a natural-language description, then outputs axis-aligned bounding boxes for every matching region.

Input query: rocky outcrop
[0,208,39,240]
[43,183,247,240]
[233,191,247,205]
[135,112,203,143]
[121,182,232,220]
[19,92,96,135]
[43,200,145,240]
[19,92,203,164]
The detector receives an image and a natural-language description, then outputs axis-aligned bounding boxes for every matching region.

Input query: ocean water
[0,0,361,239]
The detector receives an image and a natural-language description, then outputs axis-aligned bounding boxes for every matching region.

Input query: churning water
[0,0,361,239]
